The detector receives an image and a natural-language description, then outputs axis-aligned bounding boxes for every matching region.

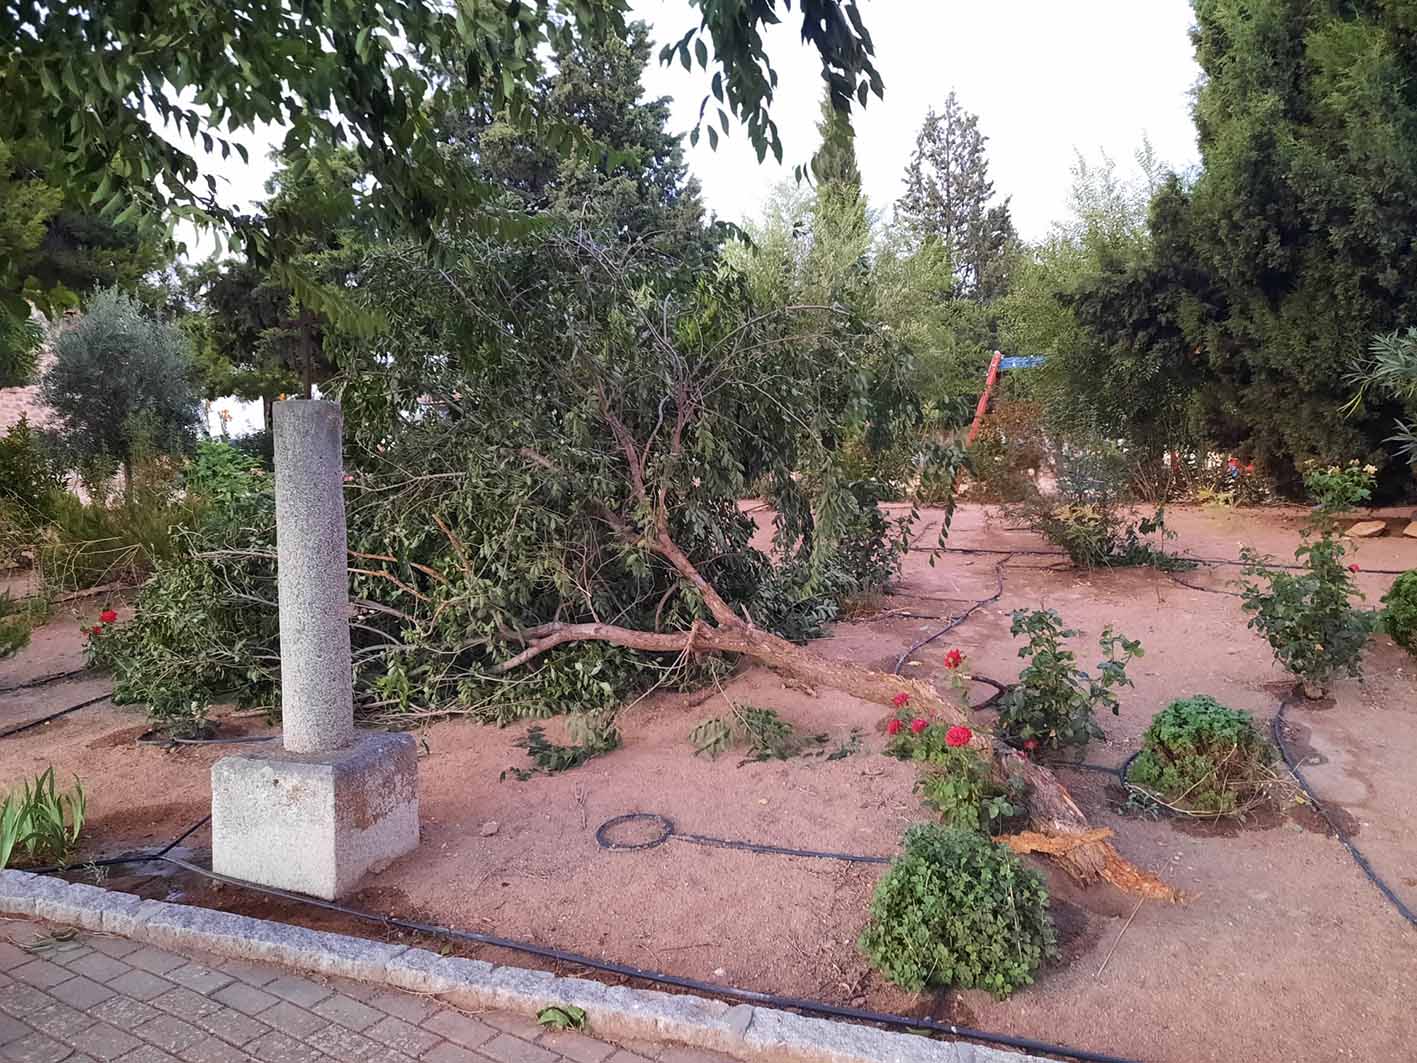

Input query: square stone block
[212,732,419,900]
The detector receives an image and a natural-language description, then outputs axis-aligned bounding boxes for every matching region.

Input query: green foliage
[1059,3,1417,479]
[997,609,1143,750]
[40,288,200,480]
[858,824,1056,997]
[1,0,879,252]
[0,417,64,525]
[1126,696,1276,816]
[0,591,40,659]
[183,440,264,507]
[38,447,196,591]
[689,704,803,762]
[1027,503,1187,572]
[1302,460,1377,521]
[1010,438,1190,570]
[1355,329,1417,465]
[913,746,1021,836]
[508,716,621,779]
[0,768,87,870]
[896,91,1016,302]
[536,1005,586,1032]
[1381,571,1417,656]
[1240,538,1378,691]
[85,446,275,730]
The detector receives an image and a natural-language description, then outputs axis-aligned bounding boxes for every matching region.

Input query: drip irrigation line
[1048,761,1124,777]
[0,694,110,740]
[1162,570,1242,597]
[891,555,1011,675]
[926,545,1410,576]
[36,833,1134,1063]
[1270,700,1417,929]
[0,667,91,694]
[135,730,279,748]
[31,810,1140,1062]
[595,812,892,865]
[156,814,212,857]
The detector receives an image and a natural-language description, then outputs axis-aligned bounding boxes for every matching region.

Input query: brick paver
[0,917,736,1063]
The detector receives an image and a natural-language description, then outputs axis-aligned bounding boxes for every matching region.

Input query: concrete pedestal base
[211,732,419,900]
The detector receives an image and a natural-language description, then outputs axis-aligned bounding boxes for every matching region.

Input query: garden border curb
[0,869,1041,1063]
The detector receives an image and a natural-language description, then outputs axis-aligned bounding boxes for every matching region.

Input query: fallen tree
[488,389,1174,900]
[97,224,1173,899]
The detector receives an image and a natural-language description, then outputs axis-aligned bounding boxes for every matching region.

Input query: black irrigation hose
[0,694,111,739]
[929,545,1411,576]
[135,730,279,748]
[1049,761,1124,777]
[0,667,91,695]
[891,554,1011,675]
[595,812,893,865]
[1162,570,1243,597]
[30,813,1138,1063]
[1270,700,1417,929]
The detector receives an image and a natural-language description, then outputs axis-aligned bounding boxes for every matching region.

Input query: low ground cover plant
[1302,460,1376,521]
[995,609,1142,751]
[1125,696,1278,816]
[1381,571,1417,656]
[1009,438,1191,570]
[0,768,86,870]
[0,591,45,659]
[1240,541,1377,698]
[859,823,1056,997]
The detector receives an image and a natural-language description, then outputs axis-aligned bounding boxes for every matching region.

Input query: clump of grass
[0,768,87,869]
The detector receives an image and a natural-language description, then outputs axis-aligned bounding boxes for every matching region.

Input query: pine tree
[812,87,862,199]
[896,92,1015,301]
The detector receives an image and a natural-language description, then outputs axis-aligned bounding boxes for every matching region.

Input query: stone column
[272,400,355,753]
[210,399,419,900]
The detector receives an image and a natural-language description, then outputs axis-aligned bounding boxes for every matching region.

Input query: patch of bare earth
[2,504,1414,1062]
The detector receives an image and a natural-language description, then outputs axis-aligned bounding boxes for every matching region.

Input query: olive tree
[40,288,201,487]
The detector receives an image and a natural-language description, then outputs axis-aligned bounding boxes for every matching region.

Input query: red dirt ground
[2,504,1415,1063]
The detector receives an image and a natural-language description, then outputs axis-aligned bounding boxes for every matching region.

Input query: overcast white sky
[636,0,1202,239]
[183,0,1201,255]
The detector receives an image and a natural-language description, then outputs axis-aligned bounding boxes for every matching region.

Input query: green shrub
[0,768,87,870]
[87,550,279,735]
[1240,538,1378,694]
[1126,696,1276,815]
[0,416,64,525]
[0,591,45,659]
[884,715,1022,834]
[859,824,1056,997]
[39,483,194,591]
[1381,571,1417,656]
[1302,460,1376,521]
[996,609,1143,750]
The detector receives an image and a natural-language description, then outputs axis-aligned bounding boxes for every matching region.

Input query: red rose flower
[99,609,117,624]
[886,718,902,736]
[1023,738,1039,752]
[909,718,927,735]
[943,649,963,670]
[1348,564,1360,573]
[945,725,972,748]
[89,625,102,636]
[892,692,910,708]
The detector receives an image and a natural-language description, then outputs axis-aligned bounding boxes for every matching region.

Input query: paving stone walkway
[0,917,733,1063]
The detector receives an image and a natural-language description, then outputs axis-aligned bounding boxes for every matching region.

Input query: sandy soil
[2,504,1415,1063]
